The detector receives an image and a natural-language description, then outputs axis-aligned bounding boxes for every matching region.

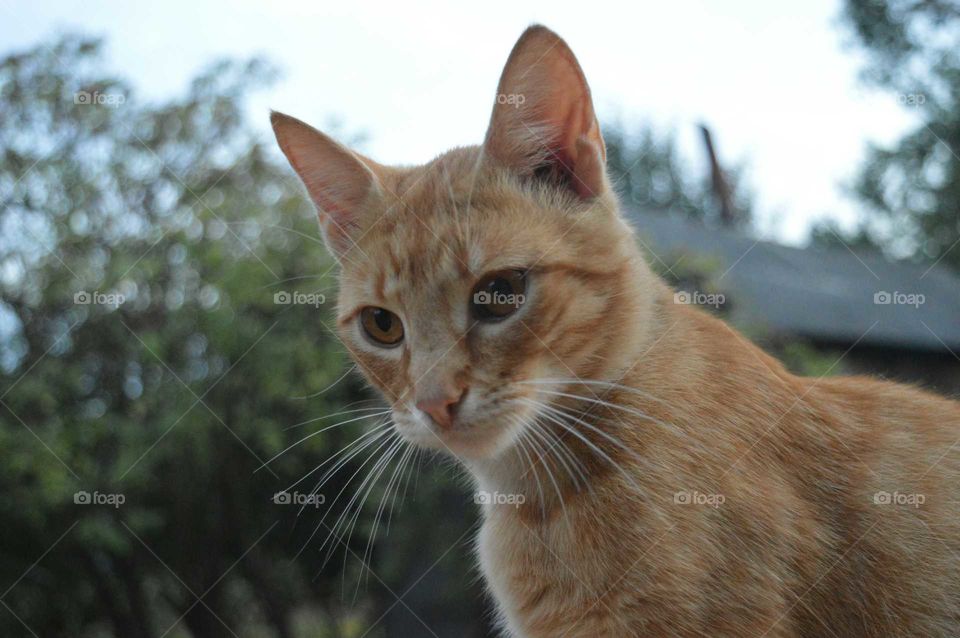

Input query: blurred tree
[814,0,960,272]
[603,122,754,228]
[0,35,483,637]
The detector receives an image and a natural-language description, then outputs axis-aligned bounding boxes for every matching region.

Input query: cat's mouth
[391,396,537,461]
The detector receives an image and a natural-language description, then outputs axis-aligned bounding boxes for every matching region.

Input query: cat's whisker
[532,398,647,463]
[389,445,421,529]
[542,391,715,466]
[518,397,642,492]
[256,409,391,473]
[257,273,333,291]
[523,417,579,488]
[527,387,677,433]
[286,420,393,500]
[532,399,622,432]
[319,435,405,569]
[510,400,594,497]
[517,378,670,407]
[296,431,400,560]
[329,437,403,569]
[361,441,412,560]
[282,404,385,431]
[359,441,415,590]
[522,423,571,527]
[289,365,361,400]
[299,420,393,501]
[538,393,712,467]
[383,443,417,534]
[515,425,547,521]
[345,453,417,591]
[525,417,590,495]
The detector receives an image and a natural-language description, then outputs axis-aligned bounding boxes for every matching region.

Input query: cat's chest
[475,507,612,638]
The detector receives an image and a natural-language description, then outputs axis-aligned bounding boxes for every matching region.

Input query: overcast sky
[1,0,920,245]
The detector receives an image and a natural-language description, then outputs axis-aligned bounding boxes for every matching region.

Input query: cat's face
[273,26,655,460]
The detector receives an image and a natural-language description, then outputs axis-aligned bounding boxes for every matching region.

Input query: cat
[272,24,960,638]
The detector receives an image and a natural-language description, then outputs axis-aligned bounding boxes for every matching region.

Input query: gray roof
[627,209,960,352]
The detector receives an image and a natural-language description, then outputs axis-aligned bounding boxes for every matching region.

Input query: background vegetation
[814,0,960,272]
[0,36,480,637]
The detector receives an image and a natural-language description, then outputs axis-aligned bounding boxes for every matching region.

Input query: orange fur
[273,25,960,638]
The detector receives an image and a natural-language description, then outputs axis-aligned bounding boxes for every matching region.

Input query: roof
[627,209,960,352]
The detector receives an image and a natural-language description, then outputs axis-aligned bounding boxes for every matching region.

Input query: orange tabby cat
[272,25,960,638]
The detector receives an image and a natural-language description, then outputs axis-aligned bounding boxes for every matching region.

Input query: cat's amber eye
[471,269,527,321]
[360,307,404,346]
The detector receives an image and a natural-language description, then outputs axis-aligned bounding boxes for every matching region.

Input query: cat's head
[273,25,660,461]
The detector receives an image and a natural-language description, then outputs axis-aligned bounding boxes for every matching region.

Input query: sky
[0,0,920,245]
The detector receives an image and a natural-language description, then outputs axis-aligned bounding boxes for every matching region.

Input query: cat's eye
[471,269,527,321]
[360,307,404,346]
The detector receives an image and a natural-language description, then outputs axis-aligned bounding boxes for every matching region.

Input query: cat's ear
[271,111,383,256]
[483,25,607,199]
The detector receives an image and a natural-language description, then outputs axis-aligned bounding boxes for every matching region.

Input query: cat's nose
[416,386,467,430]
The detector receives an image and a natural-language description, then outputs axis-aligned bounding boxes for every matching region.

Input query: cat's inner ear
[483,25,607,200]
[271,111,383,256]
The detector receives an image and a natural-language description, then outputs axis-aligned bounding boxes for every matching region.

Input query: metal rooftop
[628,210,960,352]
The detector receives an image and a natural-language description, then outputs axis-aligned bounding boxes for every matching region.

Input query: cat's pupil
[471,269,526,321]
[489,278,511,296]
[359,306,403,346]
[373,308,392,332]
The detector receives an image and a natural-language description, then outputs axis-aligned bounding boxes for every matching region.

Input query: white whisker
[256,410,391,472]
[289,365,361,400]
[525,418,589,494]
[296,432,399,560]
[516,426,547,521]
[321,436,405,568]
[529,388,676,432]
[518,397,642,492]
[523,423,571,527]
[285,420,392,494]
[517,378,669,406]
[359,441,415,589]
[283,405,386,431]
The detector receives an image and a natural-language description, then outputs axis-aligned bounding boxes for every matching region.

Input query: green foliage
[603,122,753,228]
[816,0,960,271]
[0,35,481,638]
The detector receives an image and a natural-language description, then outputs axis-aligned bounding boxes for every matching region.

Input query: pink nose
[416,388,466,430]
